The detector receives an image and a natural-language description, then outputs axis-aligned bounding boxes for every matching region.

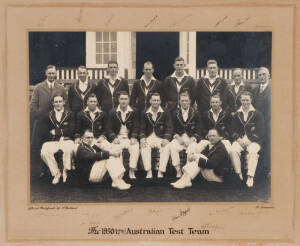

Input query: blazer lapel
[211,78,221,94]
[237,111,246,126]
[113,79,121,95]
[103,79,112,95]
[208,111,215,125]
[216,110,225,124]
[245,111,254,126]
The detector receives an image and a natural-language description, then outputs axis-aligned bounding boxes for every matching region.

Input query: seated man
[170,90,203,178]
[75,93,112,153]
[40,94,75,184]
[197,94,242,180]
[76,129,131,190]
[231,91,264,187]
[140,92,173,178]
[171,128,230,189]
[107,91,140,179]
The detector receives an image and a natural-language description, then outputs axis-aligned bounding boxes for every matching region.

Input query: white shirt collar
[140,75,156,82]
[209,108,222,115]
[79,78,88,84]
[181,107,190,112]
[146,106,164,114]
[54,108,64,114]
[46,80,55,88]
[260,81,270,90]
[171,71,188,78]
[204,74,220,79]
[231,81,245,87]
[105,75,122,82]
[84,107,101,113]
[116,105,133,114]
[237,105,256,113]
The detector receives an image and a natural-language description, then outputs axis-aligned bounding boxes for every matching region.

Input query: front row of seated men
[39,89,264,190]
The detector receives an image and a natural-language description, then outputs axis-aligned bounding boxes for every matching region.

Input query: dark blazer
[198,140,230,176]
[230,108,265,145]
[195,77,228,113]
[223,83,253,114]
[107,107,140,141]
[95,77,129,113]
[139,107,173,141]
[76,142,110,182]
[30,80,67,119]
[75,109,108,139]
[130,79,164,112]
[68,80,96,116]
[163,74,196,112]
[202,109,231,139]
[253,83,271,123]
[40,109,75,142]
[172,107,203,142]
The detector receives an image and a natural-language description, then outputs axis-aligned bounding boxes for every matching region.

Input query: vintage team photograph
[29,31,271,203]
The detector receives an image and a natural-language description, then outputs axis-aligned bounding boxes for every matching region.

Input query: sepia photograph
[29,31,271,203]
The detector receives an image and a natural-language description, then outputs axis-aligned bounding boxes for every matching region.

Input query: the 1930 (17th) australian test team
[30,57,270,190]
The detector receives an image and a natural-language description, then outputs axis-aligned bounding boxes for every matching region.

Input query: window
[95,32,117,65]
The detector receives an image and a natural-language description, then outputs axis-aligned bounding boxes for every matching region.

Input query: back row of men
[30,58,271,190]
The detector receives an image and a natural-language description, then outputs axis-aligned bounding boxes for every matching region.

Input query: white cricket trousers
[40,140,75,176]
[88,156,126,183]
[140,134,170,172]
[170,133,198,167]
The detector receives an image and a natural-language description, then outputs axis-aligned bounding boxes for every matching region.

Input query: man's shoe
[238,173,243,181]
[62,170,67,183]
[129,169,136,179]
[157,171,164,178]
[146,170,153,179]
[112,179,131,190]
[52,171,61,185]
[246,176,254,187]
[173,174,192,189]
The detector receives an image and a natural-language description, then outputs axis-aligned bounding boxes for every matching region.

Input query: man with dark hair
[195,59,228,113]
[76,129,131,190]
[223,68,253,114]
[197,94,242,180]
[95,61,129,113]
[130,61,164,113]
[107,91,140,179]
[30,65,67,155]
[171,128,230,189]
[162,56,196,112]
[140,93,173,178]
[231,91,265,187]
[40,94,75,184]
[68,66,96,117]
[170,90,203,178]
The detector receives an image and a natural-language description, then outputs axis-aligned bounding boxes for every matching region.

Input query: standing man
[95,61,129,113]
[68,66,96,117]
[197,94,242,180]
[171,128,230,189]
[140,93,173,178]
[40,94,75,184]
[253,67,271,177]
[162,57,196,112]
[231,91,265,187]
[30,65,67,153]
[224,68,253,114]
[130,61,164,113]
[170,90,203,178]
[76,129,131,190]
[107,91,140,179]
[195,59,228,114]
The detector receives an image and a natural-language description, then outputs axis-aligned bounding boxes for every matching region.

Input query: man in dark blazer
[253,67,271,177]
[107,91,140,179]
[40,94,75,185]
[197,94,242,180]
[95,60,129,113]
[223,68,253,115]
[231,91,265,187]
[75,93,112,154]
[171,128,230,189]
[130,61,164,114]
[162,56,196,112]
[68,66,96,117]
[76,129,131,190]
[195,59,228,114]
[170,90,203,178]
[30,65,67,154]
[140,93,173,178]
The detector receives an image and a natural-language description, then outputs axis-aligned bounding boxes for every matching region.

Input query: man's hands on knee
[161,139,169,147]
[130,138,137,145]
[140,138,147,148]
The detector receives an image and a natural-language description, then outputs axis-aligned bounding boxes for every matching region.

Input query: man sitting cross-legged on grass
[171,128,230,189]
[76,129,131,190]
